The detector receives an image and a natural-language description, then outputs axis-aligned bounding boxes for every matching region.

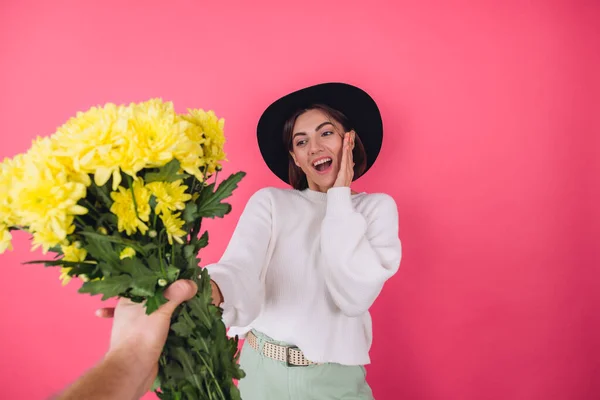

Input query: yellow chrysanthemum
[110,179,151,235]
[27,136,92,188]
[146,180,192,216]
[51,103,128,190]
[125,100,190,171]
[32,221,77,253]
[0,156,24,245]
[179,109,227,176]
[58,243,88,285]
[119,247,136,259]
[51,99,206,190]
[0,224,12,253]
[160,212,187,245]
[6,150,88,253]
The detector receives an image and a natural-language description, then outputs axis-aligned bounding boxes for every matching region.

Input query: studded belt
[246,330,317,367]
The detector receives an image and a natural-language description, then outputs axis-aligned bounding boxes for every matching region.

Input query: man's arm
[57,347,152,400]
[58,279,198,400]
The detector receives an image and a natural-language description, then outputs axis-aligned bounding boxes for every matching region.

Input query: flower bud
[158,278,168,287]
[119,247,136,260]
[97,227,108,235]
[149,230,158,238]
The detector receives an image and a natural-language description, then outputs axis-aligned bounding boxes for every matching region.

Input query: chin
[310,176,336,190]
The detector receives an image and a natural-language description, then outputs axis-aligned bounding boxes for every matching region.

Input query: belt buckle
[286,345,302,367]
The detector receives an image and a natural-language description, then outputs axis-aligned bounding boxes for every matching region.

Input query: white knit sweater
[205,186,402,365]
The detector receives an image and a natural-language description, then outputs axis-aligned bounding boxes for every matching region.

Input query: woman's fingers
[334,133,352,187]
[347,132,354,183]
[95,307,115,318]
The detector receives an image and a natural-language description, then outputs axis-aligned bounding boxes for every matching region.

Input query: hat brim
[257,82,383,185]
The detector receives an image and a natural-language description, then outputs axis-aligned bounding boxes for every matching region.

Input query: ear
[290,151,300,167]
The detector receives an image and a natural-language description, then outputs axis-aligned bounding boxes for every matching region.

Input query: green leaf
[196,172,246,218]
[171,319,194,337]
[90,181,114,208]
[195,231,209,251]
[181,384,197,400]
[95,213,118,230]
[98,262,115,277]
[130,276,158,297]
[143,243,158,253]
[81,231,120,266]
[79,231,147,256]
[164,363,185,380]
[145,290,168,314]
[166,265,180,281]
[48,245,62,254]
[149,195,158,210]
[183,202,198,223]
[172,347,203,389]
[121,257,152,277]
[183,245,195,260]
[145,159,189,183]
[179,267,199,281]
[23,259,91,268]
[79,275,133,300]
[147,255,162,273]
[151,376,161,392]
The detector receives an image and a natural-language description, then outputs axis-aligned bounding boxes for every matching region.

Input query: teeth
[313,158,332,167]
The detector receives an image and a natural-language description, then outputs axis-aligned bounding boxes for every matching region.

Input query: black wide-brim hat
[257,82,383,184]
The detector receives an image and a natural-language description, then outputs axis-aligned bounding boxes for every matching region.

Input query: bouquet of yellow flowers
[0,99,245,399]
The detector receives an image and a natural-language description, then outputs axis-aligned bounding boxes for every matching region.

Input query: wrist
[104,345,153,383]
[210,279,224,306]
[58,346,150,400]
[326,187,354,216]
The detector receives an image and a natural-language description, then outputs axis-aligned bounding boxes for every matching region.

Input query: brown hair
[282,104,367,190]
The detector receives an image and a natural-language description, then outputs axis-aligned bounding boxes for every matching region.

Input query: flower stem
[196,351,226,400]
[81,198,101,217]
[92,183,113,208]
[157,231,167,277]
[171,243,175,266]
[127,175,140,220]
[75,216,87,228]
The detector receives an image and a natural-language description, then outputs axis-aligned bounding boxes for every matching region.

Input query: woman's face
[290,109,348,192]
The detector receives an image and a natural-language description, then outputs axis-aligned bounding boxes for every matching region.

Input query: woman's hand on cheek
[333,131,355,188]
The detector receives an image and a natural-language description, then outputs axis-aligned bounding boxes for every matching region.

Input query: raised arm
[320,187,401,317]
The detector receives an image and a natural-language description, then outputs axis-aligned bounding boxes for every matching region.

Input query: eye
[296,139,307,147]
[321,130,334,137]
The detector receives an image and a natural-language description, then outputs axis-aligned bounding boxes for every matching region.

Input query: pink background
[1,1,598,399]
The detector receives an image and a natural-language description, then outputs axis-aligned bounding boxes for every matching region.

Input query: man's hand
[333,131,355,188]
[92,279,198,398]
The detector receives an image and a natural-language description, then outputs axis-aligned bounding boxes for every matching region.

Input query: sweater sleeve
[204,188,273,328]
[320,187,402,317]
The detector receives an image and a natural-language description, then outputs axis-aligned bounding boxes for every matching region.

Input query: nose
[308,137,323,155]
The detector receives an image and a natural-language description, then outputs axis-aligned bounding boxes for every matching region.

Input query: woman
[206,82,402,399]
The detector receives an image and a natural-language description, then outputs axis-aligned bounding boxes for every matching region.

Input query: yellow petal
[94,167,112,187]
[69,205,88,215]
[112,169,122,191]
[119,247,136,259]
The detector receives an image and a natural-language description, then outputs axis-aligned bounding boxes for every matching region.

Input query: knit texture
[205,186,402,365]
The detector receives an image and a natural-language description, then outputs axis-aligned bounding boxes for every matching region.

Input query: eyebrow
[293,121,334,139]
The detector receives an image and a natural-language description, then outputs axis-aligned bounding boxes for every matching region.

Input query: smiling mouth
[312,157,333,173]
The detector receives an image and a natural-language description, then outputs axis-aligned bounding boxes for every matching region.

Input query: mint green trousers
[237,330,374,400]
